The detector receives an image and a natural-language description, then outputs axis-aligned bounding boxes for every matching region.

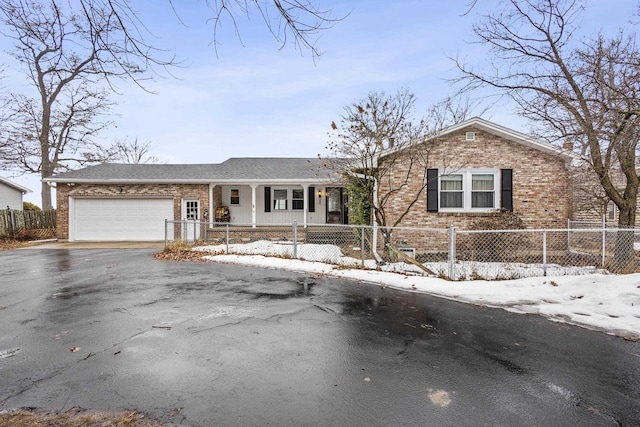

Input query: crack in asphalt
[187,317,255,334]
[1,367,66,404]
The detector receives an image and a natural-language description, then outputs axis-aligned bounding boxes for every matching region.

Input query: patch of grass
[0,408,169,427]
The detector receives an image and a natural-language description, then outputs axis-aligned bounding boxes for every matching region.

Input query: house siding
[213,185,327,225]
[569,162,640,226]
[56,183,209,240]
[0,183,24,210]
[379,127,572,231]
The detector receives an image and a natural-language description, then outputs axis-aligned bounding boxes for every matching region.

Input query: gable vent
[465,132,476,141]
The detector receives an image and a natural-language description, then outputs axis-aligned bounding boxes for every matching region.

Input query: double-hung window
[273,189,288,210]
[292,189,304,210]
[471,174,495,208]
[230,189,240,205]
[439,170,498,211]
[440,174,463,208]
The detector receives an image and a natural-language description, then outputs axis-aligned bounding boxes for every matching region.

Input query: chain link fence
[166,220,639,280]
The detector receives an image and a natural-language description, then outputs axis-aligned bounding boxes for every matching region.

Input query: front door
[326,187,347,224]
[182,199,200,242]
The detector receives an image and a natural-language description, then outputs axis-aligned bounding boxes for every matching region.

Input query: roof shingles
[45,158,337,182]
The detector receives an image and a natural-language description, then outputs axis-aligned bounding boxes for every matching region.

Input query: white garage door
[72,198,174,241]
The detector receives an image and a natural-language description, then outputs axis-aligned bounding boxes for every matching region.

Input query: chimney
[562,140,574,151]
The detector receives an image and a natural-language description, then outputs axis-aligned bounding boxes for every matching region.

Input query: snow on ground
[194,241,640,339]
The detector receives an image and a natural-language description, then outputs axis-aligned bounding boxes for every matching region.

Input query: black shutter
[501,169,513,212]
[264,186,271,212]
[308,186,315,213]
[427,169,439,212]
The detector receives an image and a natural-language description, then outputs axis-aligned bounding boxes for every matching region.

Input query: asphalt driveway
[1,248,639,426]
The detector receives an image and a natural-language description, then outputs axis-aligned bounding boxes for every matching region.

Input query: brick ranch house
[377,117,575,231]
[45,158,347,241]
[46,118,577,242]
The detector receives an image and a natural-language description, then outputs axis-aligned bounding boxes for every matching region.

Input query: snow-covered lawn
[193,241,640,339]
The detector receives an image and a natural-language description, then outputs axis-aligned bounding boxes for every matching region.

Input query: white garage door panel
[73,198,173,241]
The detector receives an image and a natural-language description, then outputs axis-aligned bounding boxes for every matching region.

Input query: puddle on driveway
[237,279,316,300]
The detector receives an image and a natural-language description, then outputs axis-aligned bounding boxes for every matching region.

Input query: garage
[71,198,174,241]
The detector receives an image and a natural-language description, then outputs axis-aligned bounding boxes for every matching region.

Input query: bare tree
[323,91,476,256]
[205,0,339,57]
[455,0,640,267]
[0,0,178,209]
[107,138,163,164]
[0,0,338,210]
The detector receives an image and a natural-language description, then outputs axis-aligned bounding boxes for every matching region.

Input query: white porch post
[302,184,309,228]
[250,184,258,228]
[209,184,215,227]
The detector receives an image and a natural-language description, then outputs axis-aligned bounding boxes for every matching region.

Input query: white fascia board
[439,117,576,160]
[43,178,339,185]
[377,117,577,162]
[0,177,32,194]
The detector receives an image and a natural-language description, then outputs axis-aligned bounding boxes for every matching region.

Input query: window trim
[607,201,617,221]
[292,188,304,210]
[230,188,240,205]
[273,189,288,211]
[438,169,500,213]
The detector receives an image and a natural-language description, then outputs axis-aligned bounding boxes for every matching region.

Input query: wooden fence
[0,209,57,238]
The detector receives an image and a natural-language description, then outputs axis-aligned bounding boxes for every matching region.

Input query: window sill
[436,209,497,215]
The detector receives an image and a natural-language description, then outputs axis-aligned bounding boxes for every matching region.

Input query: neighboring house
[569,158,640,227]
[377,117,575,231]
[44,158,346,241]
[0,177,32,210]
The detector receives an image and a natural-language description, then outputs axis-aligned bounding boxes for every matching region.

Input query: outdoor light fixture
[317,190,323,198]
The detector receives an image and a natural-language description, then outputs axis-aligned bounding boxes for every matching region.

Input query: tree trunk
[612,202,637,272]
[40,171,53,210]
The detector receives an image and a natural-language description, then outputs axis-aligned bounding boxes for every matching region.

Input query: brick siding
[378,126,572,233]
[56,183,209,240]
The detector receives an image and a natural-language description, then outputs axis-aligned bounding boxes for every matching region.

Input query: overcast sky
[0,0,636,206]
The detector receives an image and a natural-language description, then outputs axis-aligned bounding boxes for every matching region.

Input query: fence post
[164,219,168,249]
[542,230,547,276]
[361,225,365,268]
[7,208,13,237]
[293,221,298,259]
[602,214,606,267]
[448,225,456,280]
[225,223,229,253]
[567,218,571,252]
[193,219,197,244]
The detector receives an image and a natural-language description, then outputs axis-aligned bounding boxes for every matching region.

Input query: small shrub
[22,201,41,211]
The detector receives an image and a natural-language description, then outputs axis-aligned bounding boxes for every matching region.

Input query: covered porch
[205,183,348,228]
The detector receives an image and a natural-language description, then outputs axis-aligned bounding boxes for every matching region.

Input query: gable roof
[44,158,338,184]
[381,117,575,161]
[0,177,32,194]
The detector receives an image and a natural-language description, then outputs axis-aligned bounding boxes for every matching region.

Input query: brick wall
[378,126,572,232]
[56,183,209,240]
